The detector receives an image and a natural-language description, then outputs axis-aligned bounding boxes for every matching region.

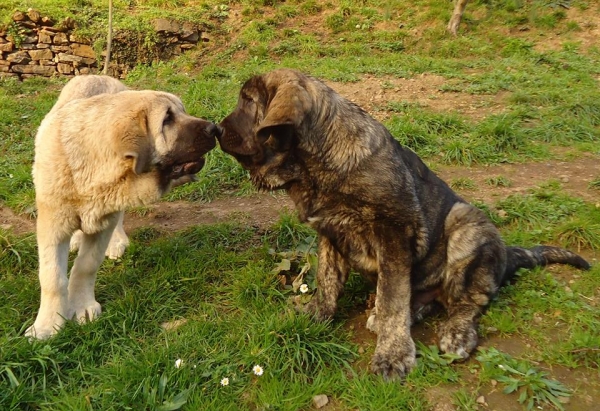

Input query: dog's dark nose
[206,123,223,138]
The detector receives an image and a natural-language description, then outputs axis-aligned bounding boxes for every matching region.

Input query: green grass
[493,183,600,250]
[1,0,600,409]
[450,177,477,191]
[589,176,600,190]
[3,199,598,409]
[1,224,358,409]
[486,175,512,187]
[481,263,600,367]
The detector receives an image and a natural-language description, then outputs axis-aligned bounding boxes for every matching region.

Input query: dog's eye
[242,92,256,104]
[257,129,271,144]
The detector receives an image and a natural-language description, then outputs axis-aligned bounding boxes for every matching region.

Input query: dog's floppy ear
[116,108,153,175]
[256,81,311,140]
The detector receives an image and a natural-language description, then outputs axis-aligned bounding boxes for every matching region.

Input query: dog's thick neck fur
[279,77,435,240]
[300,77,388,178]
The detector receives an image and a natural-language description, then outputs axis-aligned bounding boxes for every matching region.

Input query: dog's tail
[503,245,590,284]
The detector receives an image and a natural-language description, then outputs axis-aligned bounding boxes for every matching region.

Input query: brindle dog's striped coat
[219,69,590,380]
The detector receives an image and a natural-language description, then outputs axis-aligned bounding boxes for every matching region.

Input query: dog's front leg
[303,235,349,321]
[370,253,416,381]
[25,213,71,339]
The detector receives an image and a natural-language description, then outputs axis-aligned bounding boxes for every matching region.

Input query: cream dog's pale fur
[26,75,219,339]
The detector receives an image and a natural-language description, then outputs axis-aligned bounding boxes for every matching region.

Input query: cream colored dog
[49,75,132,260]
[26,75,220,339]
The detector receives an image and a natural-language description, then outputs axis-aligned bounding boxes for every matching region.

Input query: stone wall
[0,9,208,80]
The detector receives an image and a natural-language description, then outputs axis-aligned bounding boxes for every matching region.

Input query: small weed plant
[486,176,512,187]
[589,176,600,190]
[450,177,476,190]
[476,348,572,411]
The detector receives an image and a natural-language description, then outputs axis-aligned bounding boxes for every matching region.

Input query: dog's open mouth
[171,157,205,177]
[161,156,207,182]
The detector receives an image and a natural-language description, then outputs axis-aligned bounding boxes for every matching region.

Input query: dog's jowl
[219,68,590,380]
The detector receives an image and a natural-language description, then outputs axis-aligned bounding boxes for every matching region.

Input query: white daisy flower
[220,377,230,386]
[252,364,264,376]
[174,359,183,368]
[299,283,309,294]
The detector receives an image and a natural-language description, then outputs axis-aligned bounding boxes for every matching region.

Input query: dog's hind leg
[67,213,119,323]
[438,203,505,358]
[25,208,72,339]
[69,230,84,253]
[438,254,507,359]
[437,297,485,359]
[71,212,129,260]
[106,211,129,260]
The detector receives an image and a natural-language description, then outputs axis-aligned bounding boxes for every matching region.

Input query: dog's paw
[370,339,417,381]
[24,315,65,340]
[438,324,478,359]
[25,324,57,340]
[302,298,335,322]
[70,300,102,323]
[25,325,53,340]
[106,227,129,260]
[366,310,378,334]
[106,238,128,260]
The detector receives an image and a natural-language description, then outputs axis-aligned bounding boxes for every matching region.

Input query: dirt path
[438,152,600,205]
[2,155,598,237]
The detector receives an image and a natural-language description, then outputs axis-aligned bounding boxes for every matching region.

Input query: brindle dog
[218,68,590,380]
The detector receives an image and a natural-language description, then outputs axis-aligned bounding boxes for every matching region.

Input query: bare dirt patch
[123,192,293,234]
[529,6,600,53]
[0,206,35,236]
[425,386,459,411]
[327,74,508,122]
[119,153,599,241]
[438,152,600,205]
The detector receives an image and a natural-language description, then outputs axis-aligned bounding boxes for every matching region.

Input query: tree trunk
[103,0,113,74]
